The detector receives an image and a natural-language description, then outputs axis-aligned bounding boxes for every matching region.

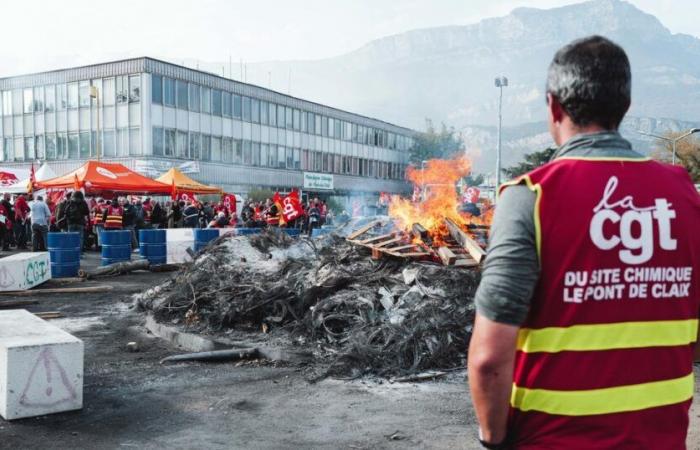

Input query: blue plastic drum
[138,229,167,265]
[47,232,80,278]
[99,230,132,266]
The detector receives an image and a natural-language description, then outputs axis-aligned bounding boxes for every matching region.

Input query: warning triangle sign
[19,348,78,408]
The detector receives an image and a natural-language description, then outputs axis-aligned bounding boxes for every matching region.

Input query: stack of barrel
[99,230,132,266]
[194,229,219,252]
[139,229,167,265]
[47,232,81,278]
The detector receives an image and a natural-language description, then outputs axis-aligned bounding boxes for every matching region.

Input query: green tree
[409,119,464,164]
[503,146,557,179]
[652,133,700,183]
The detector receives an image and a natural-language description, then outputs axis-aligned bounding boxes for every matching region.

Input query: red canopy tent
[36,161,172,195]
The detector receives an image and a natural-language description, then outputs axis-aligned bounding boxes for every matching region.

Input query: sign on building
[134,160,200,177]
[303,172,334,190]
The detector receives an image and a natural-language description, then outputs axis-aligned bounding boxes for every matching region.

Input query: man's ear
[547,93,565,125]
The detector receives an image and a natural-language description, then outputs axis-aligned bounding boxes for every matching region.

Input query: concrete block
[166,228,194,264]
[0,252,51,292]
[0,310,83,420]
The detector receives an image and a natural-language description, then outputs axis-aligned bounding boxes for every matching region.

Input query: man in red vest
[468,36,700,449]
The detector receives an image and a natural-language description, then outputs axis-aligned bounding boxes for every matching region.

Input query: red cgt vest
[502,157,700,449]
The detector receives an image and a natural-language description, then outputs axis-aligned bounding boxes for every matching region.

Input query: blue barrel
[100,230,132,266]
[235,228,262,236]
[194,229,220,252]
[138,229,167,265]
[282,228,300,237]
[47,232,80,278]
[311,228,332,237]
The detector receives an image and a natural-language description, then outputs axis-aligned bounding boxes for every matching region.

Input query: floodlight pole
[494,76,508,199]
[635,128,700,165]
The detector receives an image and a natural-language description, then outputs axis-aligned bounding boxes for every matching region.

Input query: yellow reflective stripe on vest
[511,372,694,416]
[517,319,698,353]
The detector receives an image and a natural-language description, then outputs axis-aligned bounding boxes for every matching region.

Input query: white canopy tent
[2,164,57,194]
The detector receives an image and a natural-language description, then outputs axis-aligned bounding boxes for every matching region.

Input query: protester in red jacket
[13,194,30,249]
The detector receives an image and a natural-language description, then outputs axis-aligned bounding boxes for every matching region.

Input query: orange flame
[388,156,487,245]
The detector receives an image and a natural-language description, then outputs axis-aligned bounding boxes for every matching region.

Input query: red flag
[177,192,198,203]
[463,186,480,204]
[280,190,304,224]
[73,174,81,192]
[28,164,36,194]
[222,193,237,213]
[170,179,177,201]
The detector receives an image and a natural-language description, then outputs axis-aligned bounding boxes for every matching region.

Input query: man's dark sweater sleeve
[474,185,540,326]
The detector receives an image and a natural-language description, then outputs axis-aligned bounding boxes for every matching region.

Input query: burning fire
[388,156,491,245]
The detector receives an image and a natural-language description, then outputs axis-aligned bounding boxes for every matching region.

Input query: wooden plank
[445,218,486,263]
[358,232,395,245]
[411,223,432,245]
[454,257,480,268]
[386,244,418,252]
[0,285,114,296]
[347,220,382,240]
[437,247,457,266]
[373,237,403,248]
[0,299,39,308]
[34,311,63,320]
[388,252,431,258]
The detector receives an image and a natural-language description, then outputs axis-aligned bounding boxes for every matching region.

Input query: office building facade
[0,57,414,196]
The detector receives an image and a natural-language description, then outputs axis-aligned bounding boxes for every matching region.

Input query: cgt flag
[222,193,237,213]
[280,190,304,224]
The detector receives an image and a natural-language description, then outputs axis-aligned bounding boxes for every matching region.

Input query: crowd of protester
[0,191,340,254]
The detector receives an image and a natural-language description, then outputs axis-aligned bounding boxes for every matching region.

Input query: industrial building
[0,57,414,198]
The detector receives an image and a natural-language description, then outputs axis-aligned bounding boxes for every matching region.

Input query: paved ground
[0,251,698,449]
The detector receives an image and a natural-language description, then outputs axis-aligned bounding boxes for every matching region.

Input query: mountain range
[186,0,700,172]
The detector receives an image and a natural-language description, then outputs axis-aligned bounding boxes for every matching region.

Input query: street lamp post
[635,128,700,165]
[90,86,101,161]
[494,76,508,197]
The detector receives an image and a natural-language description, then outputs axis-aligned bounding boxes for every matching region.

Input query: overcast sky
[1,0,698,76]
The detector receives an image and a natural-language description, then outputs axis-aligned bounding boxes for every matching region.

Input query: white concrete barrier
[0,310,83,420]
[0,252,51,292]
[166,228,194,264]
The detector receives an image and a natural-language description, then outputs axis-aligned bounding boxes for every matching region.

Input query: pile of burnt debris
[136,225,480,378]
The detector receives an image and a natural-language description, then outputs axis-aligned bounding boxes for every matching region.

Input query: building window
[300,111,306,133]
[321,116,328,136]
[243,140,252,165]
[294,148,300,169]
[277,104,286,128]
[260,101,268,125]
[35,135,45,159]
[23,88,33,114]
[268,103,277,127]
[251,99,260,123]
[153,127,164,156]
[307,112,315,134]
[293,109,300,131]
[277,146,285,168]
[91,79,102,107]
[201,87,211,114]
[328,118,334,138]
[211,136,222,161]
[33,87,44,112]
[252,142,260,166]
[201,134,211,160]
[152,75,163,104]
[222,92,231,117]
[79,81,90,108]
[234,140,242,164]
[23,137,34,160]
[116,76,129,103]
[223,137,233,162]
[129,75,141,102]
[56,133,67,159]
[128,128,141,155]
[188,83,200,112]
[116,128,128,156]
[268,144,276,167]
[79,132,90,158]
[45,135,56,159]
[2,91,11,116]
[315,115,321,136]
[102,78,115,106]
[67,133,78,158]
[164,129,175,156]
[163,78,175,107]
[233,95,242,118]
[103,130,116,157]
[242,97,251,121]
[212,90,222,116]
[260,144,268,167]
[189,132,201,159]
[176,130,187,158]
[176,80,188,110]
[285,107,293,129]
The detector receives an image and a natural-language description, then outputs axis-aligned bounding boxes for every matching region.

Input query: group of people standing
[239,197,333,235]
[0,192,52,252]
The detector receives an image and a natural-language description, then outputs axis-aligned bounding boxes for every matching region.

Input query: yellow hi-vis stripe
[511,372,694,416]
[517,319,698,353]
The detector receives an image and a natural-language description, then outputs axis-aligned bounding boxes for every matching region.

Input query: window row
[152,127,406,180]
[151,75,413,151]
[0,76,141,116]
[0,128,141,162]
